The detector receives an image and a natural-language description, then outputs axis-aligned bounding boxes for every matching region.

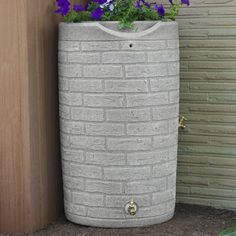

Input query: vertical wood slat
[176,1,236,210]
[0,0,31,233]
[26,0,62,231]
[0,0,87,233]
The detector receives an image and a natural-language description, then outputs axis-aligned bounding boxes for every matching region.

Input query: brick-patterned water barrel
[59,21,179,228]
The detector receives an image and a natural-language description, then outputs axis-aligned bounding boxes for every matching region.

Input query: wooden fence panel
[176,0,236,210]
[0,0,87,233]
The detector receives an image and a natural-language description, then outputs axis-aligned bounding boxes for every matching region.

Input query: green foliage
[87,1,99,12]
[219,227,236,236]
[118,20,135,30]
[108,0,160,30]
[168,4,180,20]
[61,0,187,29]
[141,7,160,21]
[116,2,139,30]
[64,10,90,23]
[102,11,113,21]
[64,11,80,23]
[112,0,135,20]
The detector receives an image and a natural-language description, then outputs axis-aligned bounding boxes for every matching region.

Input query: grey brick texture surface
[59,21,179,228]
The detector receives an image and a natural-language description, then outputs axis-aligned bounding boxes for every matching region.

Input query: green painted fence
[176,0,236,210]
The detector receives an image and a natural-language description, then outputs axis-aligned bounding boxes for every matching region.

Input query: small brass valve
[179,116,187,129]
[125,200,138,216]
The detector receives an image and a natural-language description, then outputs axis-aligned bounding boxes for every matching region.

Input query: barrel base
[65,210,175,228]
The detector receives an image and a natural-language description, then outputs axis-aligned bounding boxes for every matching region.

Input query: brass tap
[125,199,138,216]
[179,116,187,129]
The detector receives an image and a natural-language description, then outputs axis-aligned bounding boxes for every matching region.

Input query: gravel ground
[2,204,236,236]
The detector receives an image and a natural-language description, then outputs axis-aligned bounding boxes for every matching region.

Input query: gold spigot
[179,116,187,129]
[125,199,138,216]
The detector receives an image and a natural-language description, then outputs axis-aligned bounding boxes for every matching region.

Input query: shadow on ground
[3,204,236,236]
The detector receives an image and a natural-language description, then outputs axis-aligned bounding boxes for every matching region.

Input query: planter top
[59,21,178,40]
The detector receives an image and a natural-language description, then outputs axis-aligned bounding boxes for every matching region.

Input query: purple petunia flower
[73,4,85,12]
[100,0,115,12]
[169,0,173,5]
[155,4,165,17]
[91,7,105,20]
[136,0,150,10]
[84,3,89,10]
[181,0,190,5]
[93,0,107,4]
[136,0,142,9]
[141,0,151,8]
[55,0,70,16]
